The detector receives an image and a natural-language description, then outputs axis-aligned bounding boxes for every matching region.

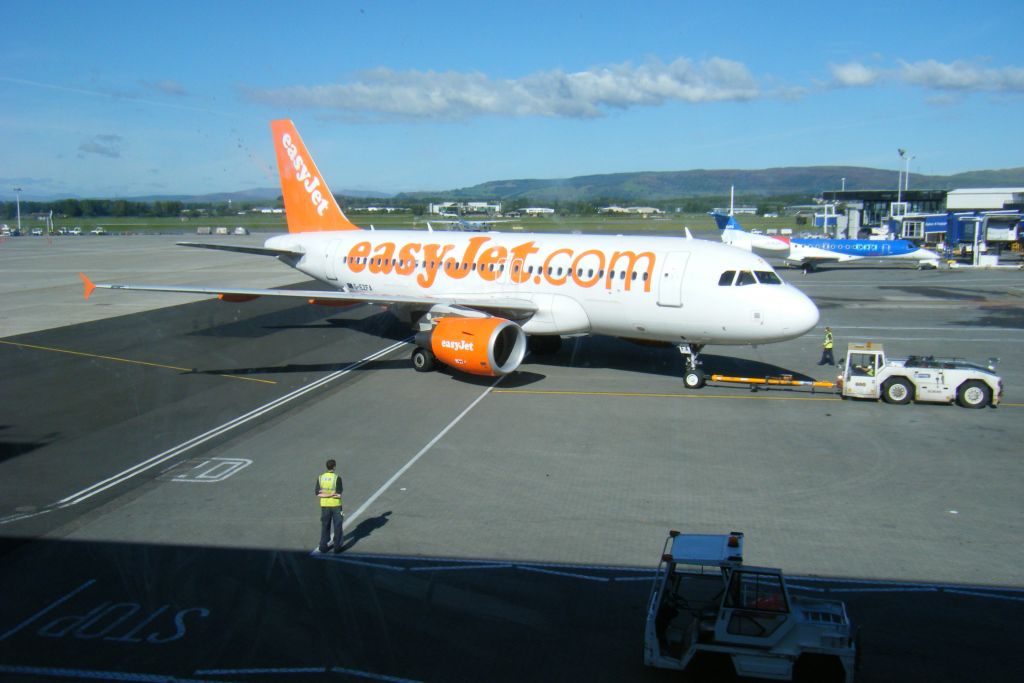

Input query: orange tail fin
[271,120,360,233]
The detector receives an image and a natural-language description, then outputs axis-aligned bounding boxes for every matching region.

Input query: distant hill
[16,166,1024,204]
[124,187,392,203]
[398,166,1024,202]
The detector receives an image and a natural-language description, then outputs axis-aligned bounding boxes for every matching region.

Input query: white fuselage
[266,230,819,346]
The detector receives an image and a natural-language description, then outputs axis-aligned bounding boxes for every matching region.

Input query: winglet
[270,120,360,233]
[79,272,96,300]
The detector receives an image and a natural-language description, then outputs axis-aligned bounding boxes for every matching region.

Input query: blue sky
[3,0,1022,199]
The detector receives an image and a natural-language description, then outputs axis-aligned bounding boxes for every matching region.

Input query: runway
[1,233,1023,681]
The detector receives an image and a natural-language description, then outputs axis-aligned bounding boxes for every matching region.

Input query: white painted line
[196,666,326,674]
[516,565,610,583]
[55,339,409,506]
[344,376,503,528]
[0,664,215,682]
[0,340,410,526]
[0,579,96,641]
[310,555,408,572]
[944,589,1024,603]
[331,665,424,683]
[408,563,515,573]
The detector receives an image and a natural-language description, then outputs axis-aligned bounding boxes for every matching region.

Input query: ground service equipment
[644,531,857,682]
[839,342,1002,408]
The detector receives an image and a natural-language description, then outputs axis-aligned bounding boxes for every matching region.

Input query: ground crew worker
[316,459,344,553]
[819,327,834,366]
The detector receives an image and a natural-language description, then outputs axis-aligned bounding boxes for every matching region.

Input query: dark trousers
[819,347,834,365]
[319,507,344,552]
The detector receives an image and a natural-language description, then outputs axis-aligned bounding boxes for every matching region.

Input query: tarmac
[1,232,1023,682]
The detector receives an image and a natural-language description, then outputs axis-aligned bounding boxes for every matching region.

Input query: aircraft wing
[177,242,304,258]
[785,254,846,266]
[79,273,538,315]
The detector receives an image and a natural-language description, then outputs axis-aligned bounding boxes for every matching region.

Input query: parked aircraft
[714,212,940,272]
[80,121,819,387]
[430,217,516,231]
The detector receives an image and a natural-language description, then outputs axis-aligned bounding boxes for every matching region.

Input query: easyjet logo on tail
[281,132,329,216]
[270,120,359,233]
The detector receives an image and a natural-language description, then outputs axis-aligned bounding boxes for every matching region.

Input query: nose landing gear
[679,343,706,389]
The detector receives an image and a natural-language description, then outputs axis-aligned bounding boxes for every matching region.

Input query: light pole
[14,187,22,234]
[897,149,906,205]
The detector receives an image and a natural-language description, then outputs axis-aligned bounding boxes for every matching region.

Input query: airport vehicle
[90,227,107,235]
[31,227,44,236]
[79,120,819,383]
[715,212,940,272]
[69,226,82,235]
[839,342,1002,408]
[644,530,856,682]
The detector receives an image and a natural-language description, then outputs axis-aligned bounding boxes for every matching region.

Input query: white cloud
[827,58,1024,94]
[829,62,879,87]
[142,79,188,96]
[897,59,1024,92]
[78,134,123,159]
[242,58,760,120]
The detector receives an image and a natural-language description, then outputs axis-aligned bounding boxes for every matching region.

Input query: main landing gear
[679,343,706,389]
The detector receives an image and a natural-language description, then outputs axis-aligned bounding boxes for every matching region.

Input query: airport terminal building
[819,187,1023,254]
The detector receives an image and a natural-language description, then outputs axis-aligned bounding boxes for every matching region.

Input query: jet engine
[413,316,527,376]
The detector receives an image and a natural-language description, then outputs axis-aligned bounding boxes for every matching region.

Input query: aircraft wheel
[411,346,435,373]
[957,380,991,409]
[683,368,706,389]
[881,377,913,404]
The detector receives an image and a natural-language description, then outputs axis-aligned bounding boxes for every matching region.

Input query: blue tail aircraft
[714,212,940,272]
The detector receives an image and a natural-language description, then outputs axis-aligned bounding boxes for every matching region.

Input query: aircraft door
[325,240,343,281]
[844,351,880,398]
[713,570,792,649]
[657,252,690,307]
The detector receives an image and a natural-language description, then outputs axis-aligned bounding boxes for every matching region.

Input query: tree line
[2,192,810,221]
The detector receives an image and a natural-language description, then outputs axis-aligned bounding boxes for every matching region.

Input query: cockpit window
[754,271,781,285]
[735,271,756,286]
[718,270,736,286]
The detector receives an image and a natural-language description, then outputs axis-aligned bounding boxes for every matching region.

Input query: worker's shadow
[341,511,392,551]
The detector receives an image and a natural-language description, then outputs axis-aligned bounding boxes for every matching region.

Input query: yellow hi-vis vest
[824,331,834,349]
[319,472,341,508]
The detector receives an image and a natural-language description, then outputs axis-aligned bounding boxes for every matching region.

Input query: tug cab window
[718,270,736,286]
[849,353,878,377]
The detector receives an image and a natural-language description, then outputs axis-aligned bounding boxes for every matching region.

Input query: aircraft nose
[783,287,819,337]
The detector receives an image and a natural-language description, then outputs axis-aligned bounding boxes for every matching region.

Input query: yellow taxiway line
[0,339,276,385]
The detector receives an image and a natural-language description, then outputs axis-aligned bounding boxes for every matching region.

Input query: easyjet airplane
[80,120,819,388]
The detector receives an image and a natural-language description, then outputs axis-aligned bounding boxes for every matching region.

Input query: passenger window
[754,271,781,285]
[719,270,736,286]
[736,271,756,286]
